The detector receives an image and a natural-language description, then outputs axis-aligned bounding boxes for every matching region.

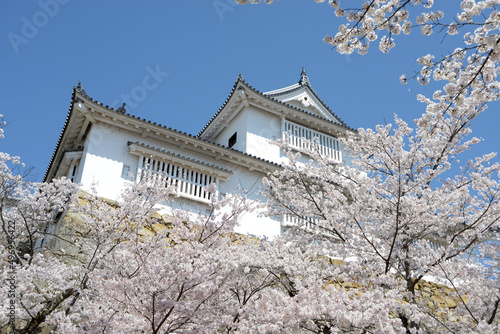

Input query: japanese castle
[44,69,353,238]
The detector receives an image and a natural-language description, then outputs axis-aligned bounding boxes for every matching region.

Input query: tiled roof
[243,78,354,130]
[111,109,282,170]
[127,141,233,173]
[45,73,354,182]
[44,82,282,181]
[263,79,350,129]
[197,75,355,138]
[197,75,242,137]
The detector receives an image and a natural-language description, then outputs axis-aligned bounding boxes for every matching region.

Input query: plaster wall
[213,108,248,153]
[77,121,281,239]
[78,122,137,200]
[244,106,282,164]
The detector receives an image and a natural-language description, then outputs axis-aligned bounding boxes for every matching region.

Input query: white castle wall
[76,121,281,239]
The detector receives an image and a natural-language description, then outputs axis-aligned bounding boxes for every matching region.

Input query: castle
[44,69,353,238]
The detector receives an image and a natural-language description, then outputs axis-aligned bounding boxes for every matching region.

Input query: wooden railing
[282,213,318,230]
[283,120,342,163]
[139,157,215,203]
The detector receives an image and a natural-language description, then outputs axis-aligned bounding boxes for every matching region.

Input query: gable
[264,85,340,123]
[198,70,352,145]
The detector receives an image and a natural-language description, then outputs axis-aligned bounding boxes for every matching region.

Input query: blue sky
[1,1,499,181]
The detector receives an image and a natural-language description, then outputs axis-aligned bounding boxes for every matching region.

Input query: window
[121,165,132,180]
[228,132,237,148]
[70,164,77,182]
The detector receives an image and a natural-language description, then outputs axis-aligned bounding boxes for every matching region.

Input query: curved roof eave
[263,83,301,96]
[43,87,78,182]
[115,112,283,170]
[197,74,243,137]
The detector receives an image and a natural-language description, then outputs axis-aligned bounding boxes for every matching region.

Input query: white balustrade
[283,120,342,163]
[139,157,215,203]
[282,213,318,229]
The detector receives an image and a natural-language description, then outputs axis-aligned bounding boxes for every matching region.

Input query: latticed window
[283,120,342,163]
[138,156,216,203]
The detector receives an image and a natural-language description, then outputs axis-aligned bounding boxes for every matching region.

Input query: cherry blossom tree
[0,118,79,333]
[47,178,340,333]
[0,154,255,333]
[4,1,500,327]
[49,179,255,333]
[1,137,309,333]
[237,1,500,118]
[233,1,500,332]
[314,0,500,121]
[263,110,499,332]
